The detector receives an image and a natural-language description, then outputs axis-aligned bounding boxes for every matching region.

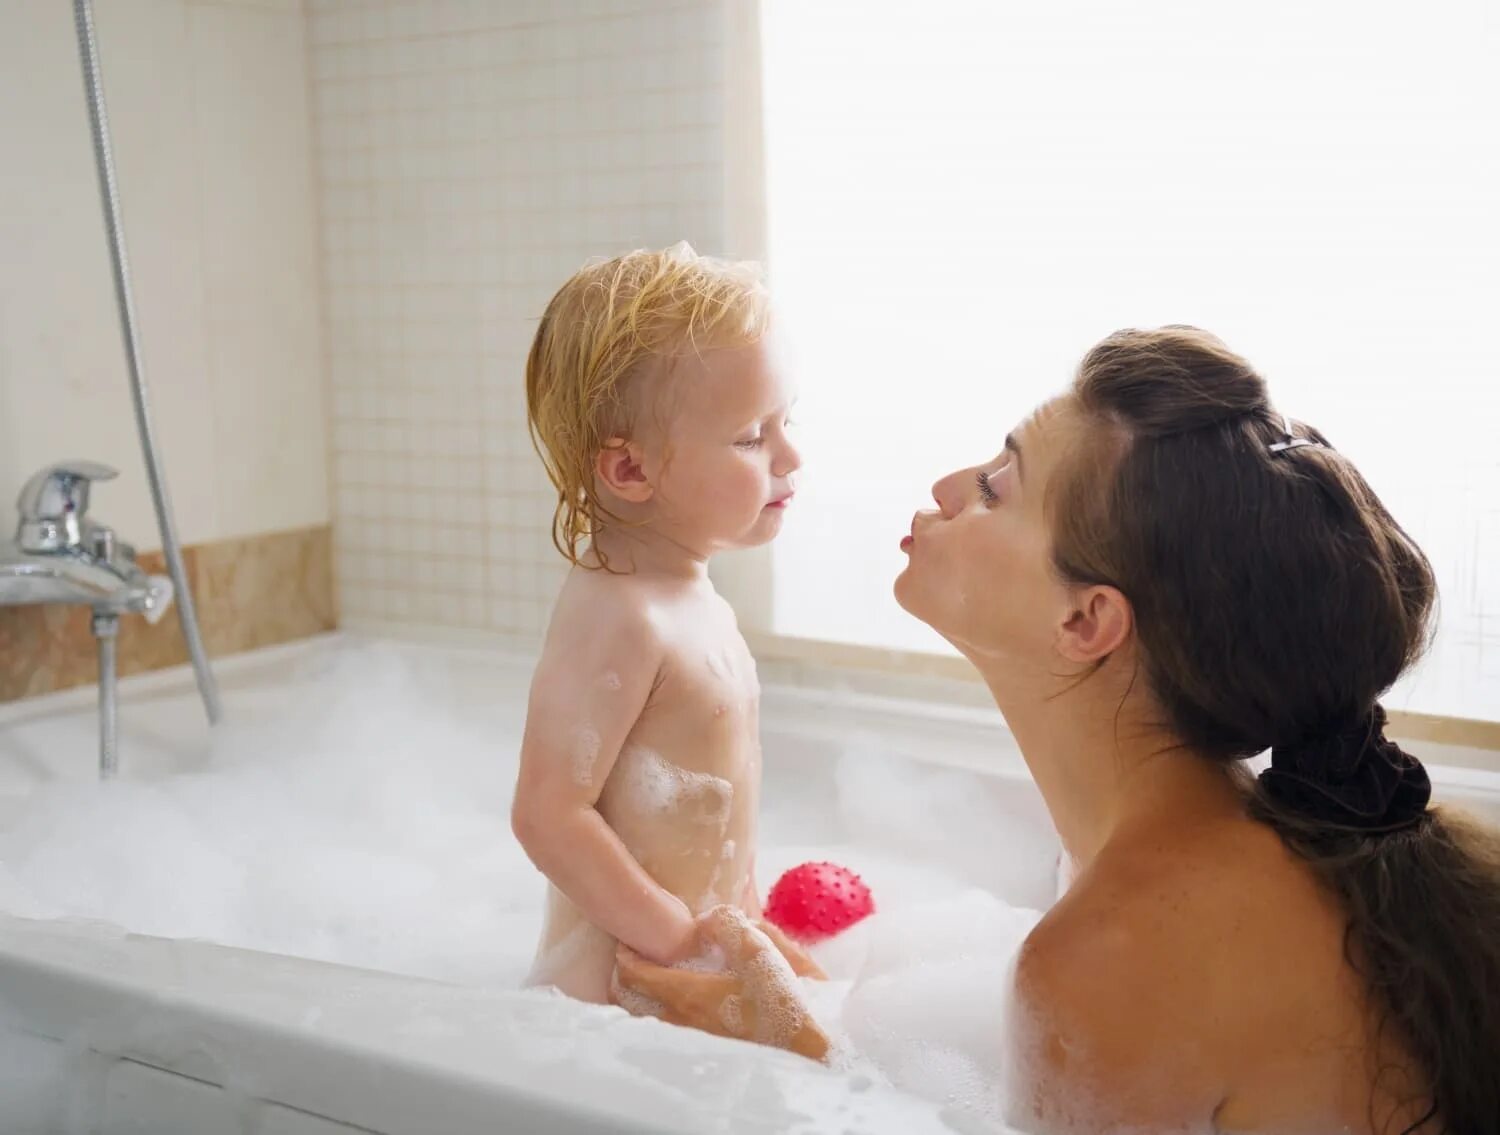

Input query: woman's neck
[971,655,1244,868]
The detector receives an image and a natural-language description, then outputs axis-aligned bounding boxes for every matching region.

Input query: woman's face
[894,397,1084,664]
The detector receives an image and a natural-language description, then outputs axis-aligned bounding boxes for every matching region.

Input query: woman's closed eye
[976,468,999,504]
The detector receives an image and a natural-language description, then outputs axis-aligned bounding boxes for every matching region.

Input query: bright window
[761,0,1500,721]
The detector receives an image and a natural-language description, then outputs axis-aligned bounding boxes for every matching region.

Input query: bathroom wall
[0,0,333,699]
[309,0,759,643]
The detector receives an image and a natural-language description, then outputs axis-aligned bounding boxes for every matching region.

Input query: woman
[613,327,1500,1134]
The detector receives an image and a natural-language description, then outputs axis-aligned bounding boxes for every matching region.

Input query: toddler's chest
[654,636,761,737]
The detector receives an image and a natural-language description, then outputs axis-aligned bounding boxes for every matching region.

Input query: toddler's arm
[511,607,697,965]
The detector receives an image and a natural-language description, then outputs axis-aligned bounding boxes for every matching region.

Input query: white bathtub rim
[3,629,1495,806]
[0,910,991,1135]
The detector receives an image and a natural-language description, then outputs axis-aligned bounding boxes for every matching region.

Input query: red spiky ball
[763,861,875,943]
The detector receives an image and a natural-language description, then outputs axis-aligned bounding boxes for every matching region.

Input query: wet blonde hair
[524,242,769,568]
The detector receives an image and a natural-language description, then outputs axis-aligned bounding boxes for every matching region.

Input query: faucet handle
[16,461,119,553]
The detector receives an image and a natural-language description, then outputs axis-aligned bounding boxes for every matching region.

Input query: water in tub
[0,642,1049,1126]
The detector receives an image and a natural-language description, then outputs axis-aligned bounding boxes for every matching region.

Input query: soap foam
[0,643,1048,1125]
[672,943,727,975]
[608,967,665,1020]
[619,747,733,826]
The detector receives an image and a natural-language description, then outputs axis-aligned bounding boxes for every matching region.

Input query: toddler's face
[651,331,800,554]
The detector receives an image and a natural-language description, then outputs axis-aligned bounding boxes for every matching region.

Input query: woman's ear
[1056,584,1133,664]
[596,438,654,504]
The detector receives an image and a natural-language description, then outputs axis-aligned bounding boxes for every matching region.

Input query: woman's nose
[931,468,968,519]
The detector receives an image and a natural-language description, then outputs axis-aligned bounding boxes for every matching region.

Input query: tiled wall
[0,0,333,696]
[308,1,735,643]
[0,527,334,703]
[0,0,328,549]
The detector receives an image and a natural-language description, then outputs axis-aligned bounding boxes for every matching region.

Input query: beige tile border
[0,525,335,703]
[748,633,1500,753]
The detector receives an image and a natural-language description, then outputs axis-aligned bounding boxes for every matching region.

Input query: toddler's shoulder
[545,570,671,657]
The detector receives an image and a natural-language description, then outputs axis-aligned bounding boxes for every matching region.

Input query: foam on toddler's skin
[620,747,733,826]
[698,776,735,828]
[696,909,814,1049]
[571,726,602,786]
[672,943,727,975]
[621,746,679,812]
[601,671,623,692]
[608,967,666,1020]
[744,946,806,1046]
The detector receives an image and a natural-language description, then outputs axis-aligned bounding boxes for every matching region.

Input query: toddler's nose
[774,436,802,479]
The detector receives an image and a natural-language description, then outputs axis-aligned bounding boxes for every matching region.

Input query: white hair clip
[1268,413,1319,454]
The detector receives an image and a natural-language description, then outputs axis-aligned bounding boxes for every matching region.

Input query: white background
[762,0,1500,721]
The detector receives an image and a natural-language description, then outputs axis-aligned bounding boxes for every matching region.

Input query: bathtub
[1,634,1496,1135]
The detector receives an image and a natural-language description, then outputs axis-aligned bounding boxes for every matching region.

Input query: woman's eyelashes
[976,468,998,503]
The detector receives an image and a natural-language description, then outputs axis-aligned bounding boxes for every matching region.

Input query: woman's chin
[894,575,973,651]
[892,565,921,615]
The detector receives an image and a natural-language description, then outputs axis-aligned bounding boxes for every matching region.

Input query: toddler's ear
[596,438,653,504]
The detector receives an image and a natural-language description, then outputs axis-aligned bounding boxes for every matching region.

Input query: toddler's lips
[900,534,914,552]
[767,493,794,510]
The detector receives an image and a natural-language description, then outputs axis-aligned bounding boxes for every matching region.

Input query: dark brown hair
[1050,326,1500,1135]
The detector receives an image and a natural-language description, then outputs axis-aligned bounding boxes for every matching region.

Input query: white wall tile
[0,0,327,550]
[313,0,730,640]
[191,1,329,537]
[0,0,217,546]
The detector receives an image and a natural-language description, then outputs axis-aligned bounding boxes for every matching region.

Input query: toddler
[512,244,821,1009]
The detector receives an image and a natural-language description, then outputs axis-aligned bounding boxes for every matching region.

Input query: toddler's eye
[735,435,764,450]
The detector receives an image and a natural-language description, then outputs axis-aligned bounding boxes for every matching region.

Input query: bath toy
[763,861,874,943]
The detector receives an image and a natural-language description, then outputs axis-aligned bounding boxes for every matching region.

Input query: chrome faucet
[1,461,176,777]
[2,462,173,617]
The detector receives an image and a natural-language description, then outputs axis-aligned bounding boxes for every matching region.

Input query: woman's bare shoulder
[1026,817,1345,1002]
[1010,873,1230,1130]
[1009,818,1361,1130]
